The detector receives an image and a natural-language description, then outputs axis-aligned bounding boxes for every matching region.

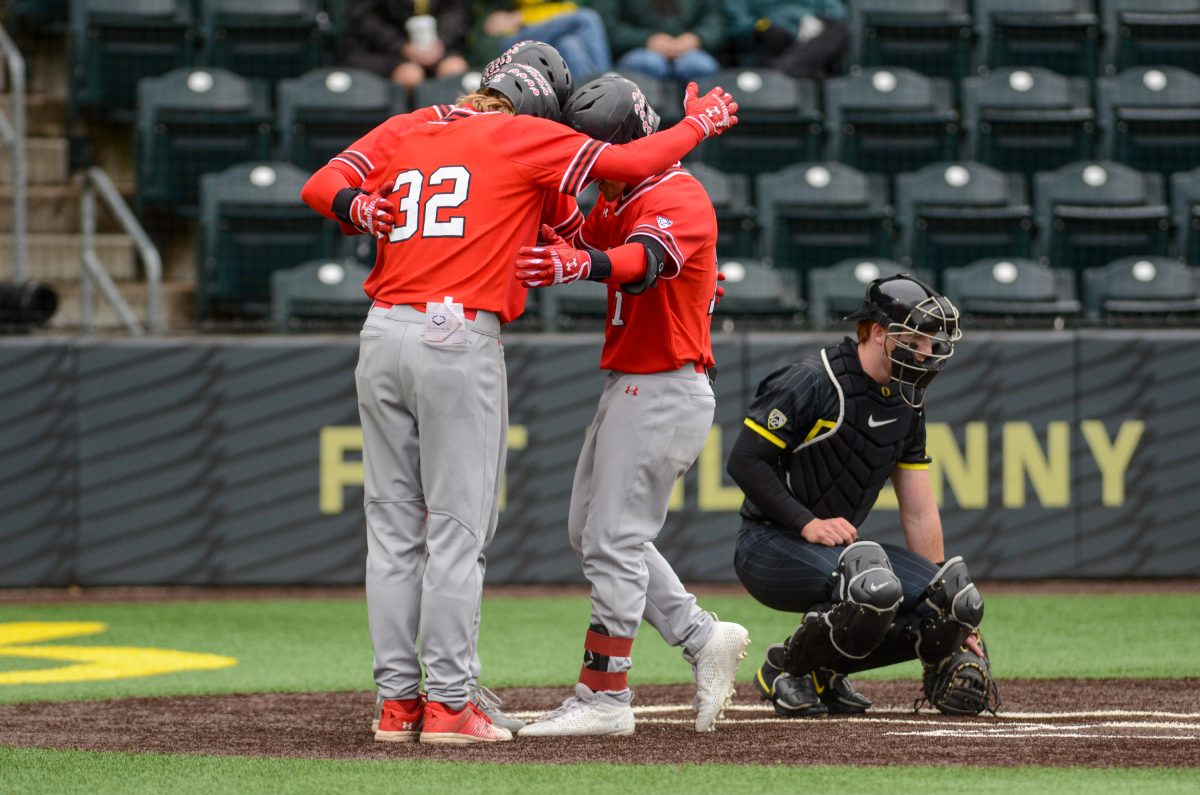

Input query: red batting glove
[348,191,395,239]
[683,82,739,139]
[537,222,567,247]
[516,225,592,287]
[715,270,727,305]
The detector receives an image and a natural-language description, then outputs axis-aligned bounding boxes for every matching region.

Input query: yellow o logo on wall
[0,622,237,685]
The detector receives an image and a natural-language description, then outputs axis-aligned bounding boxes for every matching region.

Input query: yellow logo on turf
[0,622,237,685]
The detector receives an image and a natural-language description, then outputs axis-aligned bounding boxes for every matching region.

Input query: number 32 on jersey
[386,166,471,242]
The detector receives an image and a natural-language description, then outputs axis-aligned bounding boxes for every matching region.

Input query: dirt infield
[3,679,1198,768]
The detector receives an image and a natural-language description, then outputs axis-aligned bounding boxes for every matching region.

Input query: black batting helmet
[562,75,660,144]
[483,40,573,109]
[845,274,962,409]
[482,64,561,121]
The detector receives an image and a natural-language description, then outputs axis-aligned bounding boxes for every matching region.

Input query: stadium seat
[961,67,1096,178]
[1033,160,1170,272]
[685,162,756,258]
[755,162,895,275]
[942,257,1083,324]
[69,0,194,123]
[1101,0,1200,76]
[271,257,371,332]
[540,279,608,329]
[716,259,805,321]
[696,69,822,184]
[136,67,273,214]
[1082,255,1200,321]
[1096,66,1200,174]
[277,67,406,173]
[807,258,924,330]
[196,162,337,319]
[848,0,974,82]
[5,0,68,36]
[823,68,959,176]
[974,0,1101,79]
[412,72,483,109]
[197,0,325,81]
[1170,166,1200,263]
[894,161,1033,275]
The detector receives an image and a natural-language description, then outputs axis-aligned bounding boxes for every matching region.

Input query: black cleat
[813,667,872,715]
[773,672,829,718]
[753,643,787,702]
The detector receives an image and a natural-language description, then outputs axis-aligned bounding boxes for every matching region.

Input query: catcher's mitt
[918,642,1000,716]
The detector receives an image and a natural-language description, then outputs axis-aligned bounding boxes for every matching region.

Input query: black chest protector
[784,341,922,528]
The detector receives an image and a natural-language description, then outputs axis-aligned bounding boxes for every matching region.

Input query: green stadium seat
[197,162,337,319]
[540,279,608,330]
[942,257,1082,324]
[824,68,959,177]
[696,69,822,183]
[1170,166,1200,263]
[755,162,895,276]
[136,67,273,214]
[849,0,974,82]
[1083,255,1200,321]
[716,258,805,323]
[975,0,1101,79]
[1101,0,1200,76]
[69,0,194,123]
[895,161,1033,275]
[1096,66,1200,174]
[412,72,482,109]
[807,258,928,330]
[961,67,1096,178]
[1034,160,1170,272]
[277,67,406,173]
[197,0,325,81]
[5,0,68,36]
[685,162,756,258]
[271,257,371,332]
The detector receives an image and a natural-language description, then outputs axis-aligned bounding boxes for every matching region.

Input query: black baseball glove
[919,639,1001,716]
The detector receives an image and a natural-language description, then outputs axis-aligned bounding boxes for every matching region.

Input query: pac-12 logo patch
[656,215,673,229]
[767,408,787,430]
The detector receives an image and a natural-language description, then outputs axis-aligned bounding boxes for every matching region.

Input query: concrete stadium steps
[43,278,194,332]
[0,93,68,137]
[0,232,137,281]
[0,184,127,233]
[0,136,68,185]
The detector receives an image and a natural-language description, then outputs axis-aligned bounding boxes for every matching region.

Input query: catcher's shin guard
[784,541,903,673]
[915,556,984,665]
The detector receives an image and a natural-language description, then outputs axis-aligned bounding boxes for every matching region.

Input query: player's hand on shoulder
[801,517,858,547]
[516,224,592,287]
[348,190,395,239]
[683,82,739,139]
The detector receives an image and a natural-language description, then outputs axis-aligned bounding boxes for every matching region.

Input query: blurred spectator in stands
[592,0,724,85]
[469,1,612,78]
[344,0,470,90]
[724,0,848,79]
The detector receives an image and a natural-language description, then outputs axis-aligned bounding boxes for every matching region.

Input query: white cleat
[518,684,636,737]
[689,620,750,732]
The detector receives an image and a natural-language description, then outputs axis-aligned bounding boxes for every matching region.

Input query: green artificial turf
[0,592,1197,703]
[2,748,1198,795]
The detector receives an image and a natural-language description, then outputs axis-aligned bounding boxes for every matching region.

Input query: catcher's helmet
[562,75,660,144]
[483,40,573,109]
[482,64,561,121]
[845,274,961,408]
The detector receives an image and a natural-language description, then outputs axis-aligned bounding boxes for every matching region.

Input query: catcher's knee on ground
[783,541,903,674]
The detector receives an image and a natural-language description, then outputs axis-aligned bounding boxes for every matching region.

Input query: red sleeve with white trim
[623,179,710,279]
[539,192,583,243]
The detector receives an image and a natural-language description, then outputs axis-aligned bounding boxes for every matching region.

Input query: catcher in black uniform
[727,275,999,718]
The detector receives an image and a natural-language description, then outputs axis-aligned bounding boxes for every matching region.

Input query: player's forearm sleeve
[727,425,817,532]
[599,242,648,284]
[301,162,363,234]
[590,121,705,185]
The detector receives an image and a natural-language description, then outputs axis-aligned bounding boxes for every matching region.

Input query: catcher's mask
[846,275,961,409]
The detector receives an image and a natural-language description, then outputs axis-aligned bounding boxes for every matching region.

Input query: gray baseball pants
[568,365,718,679]
[357,305,506,709]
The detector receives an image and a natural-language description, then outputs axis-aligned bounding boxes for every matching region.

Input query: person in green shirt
[592,0,725,85]
[723,0,848,79]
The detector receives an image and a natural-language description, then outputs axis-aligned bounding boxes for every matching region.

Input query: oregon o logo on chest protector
[784,342,921,528]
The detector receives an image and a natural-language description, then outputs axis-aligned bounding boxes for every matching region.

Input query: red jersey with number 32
[579,167,718,373]
[354,107,604,322]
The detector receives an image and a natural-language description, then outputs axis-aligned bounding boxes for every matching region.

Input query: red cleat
[419,701,513,745]
[375,696,425,743]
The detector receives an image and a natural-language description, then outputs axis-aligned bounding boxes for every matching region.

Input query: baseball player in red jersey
[514,76,749,737]
[304,62,739,745]
[302,41,579,738]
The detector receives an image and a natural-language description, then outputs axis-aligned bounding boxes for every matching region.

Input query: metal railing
[0,23,27,283]
[81,168,163,335]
